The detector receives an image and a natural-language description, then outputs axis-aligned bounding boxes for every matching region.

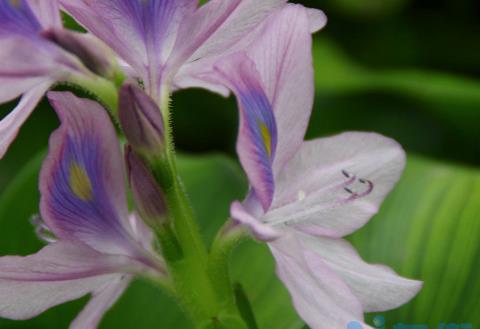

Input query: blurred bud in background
[119,84,165,155]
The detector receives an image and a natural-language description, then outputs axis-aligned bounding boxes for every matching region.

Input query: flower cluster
[0,1,422,329]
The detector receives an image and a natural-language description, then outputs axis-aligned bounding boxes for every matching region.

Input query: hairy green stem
[144,85,250,328]
[153,87,221,324]
[208,222,248,313]
[68,73,119,114]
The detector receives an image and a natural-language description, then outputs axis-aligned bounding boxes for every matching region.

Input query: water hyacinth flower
[212,5,422,329]
[0,92,165,328]
[0,0,115,158]
[60,0,327,100]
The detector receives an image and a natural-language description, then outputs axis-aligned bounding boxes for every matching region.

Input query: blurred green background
[1,0,479,328]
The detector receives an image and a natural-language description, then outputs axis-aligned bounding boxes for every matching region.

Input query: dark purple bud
[125,145,167,228]
[119,84,165,153]
[42,28,113,76]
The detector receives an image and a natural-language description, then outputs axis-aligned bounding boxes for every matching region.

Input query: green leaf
[350,156,480,328]
[0,151,479,328]
[198,315,248,329]
[234,283,259,329]
[314,38,480,133]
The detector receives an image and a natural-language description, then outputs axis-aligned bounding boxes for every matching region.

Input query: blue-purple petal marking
[40,92,133,255]
[215,53,277,211]
[61,0,195,94]
[0,0,42,36]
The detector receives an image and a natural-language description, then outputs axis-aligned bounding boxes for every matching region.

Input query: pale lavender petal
[128,213,155,252]
[0,81,51,158]
[244,4,316,175]
[269,235,370,329]
[0,242,140,281]
[0,0,42,36]
[181,5,317,176]
[171,0,287,95]
[0,36,76,102]
[27,0,62,29]
[263,132,406,238]
[42,29,115,77]
[61,0,195,95]
[306,8,327,33]
[69,275,131,329]
[0,36,57,80]
[172,55,231,96]
[0,242,136,320]
[214,54,277,211]
[302,235,422,312]
[40,92,134,255]
[0,75,48,104]
[173,0,286,65]
[230,201,281,242]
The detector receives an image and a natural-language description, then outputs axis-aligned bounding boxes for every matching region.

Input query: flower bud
[125,145,167,229]
[119,84,165,153]
[42,28,114,77]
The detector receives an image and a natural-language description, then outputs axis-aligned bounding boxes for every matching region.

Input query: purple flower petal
[0,0,42,36]
[60,0,195,96]
[0,81,51,158]
[269,234,368,329]
[62,0,289,97]
[183,5,320,210]
[215,53,277,211]
[306,8,327,33]
[70,274,131,329]
[173,4,323,99]
[27,0,62,29]
[0,241,136,320]
[172,0,286,65]
[243,4,316,176]
[0,33,92,159]
[301,235,423,312]
[0,36,68,93]
[263,132,406,238]
[230,201,282,242]
[40,92,136,255]
[167,0,285,72]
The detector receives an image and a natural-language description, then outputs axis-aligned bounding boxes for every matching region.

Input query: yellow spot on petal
[69,162,93,201]
[260,123,272,158]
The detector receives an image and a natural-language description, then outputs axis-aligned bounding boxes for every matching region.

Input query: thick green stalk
[147,86,249,328]
[157,85,209,265]
[153,87,221,324]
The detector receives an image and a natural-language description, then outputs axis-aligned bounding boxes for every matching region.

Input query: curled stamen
[268,171,376,228]
[30,215,57,243]
[356,179,374,198]
[340,169,375,201]
[341,169,357,187]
